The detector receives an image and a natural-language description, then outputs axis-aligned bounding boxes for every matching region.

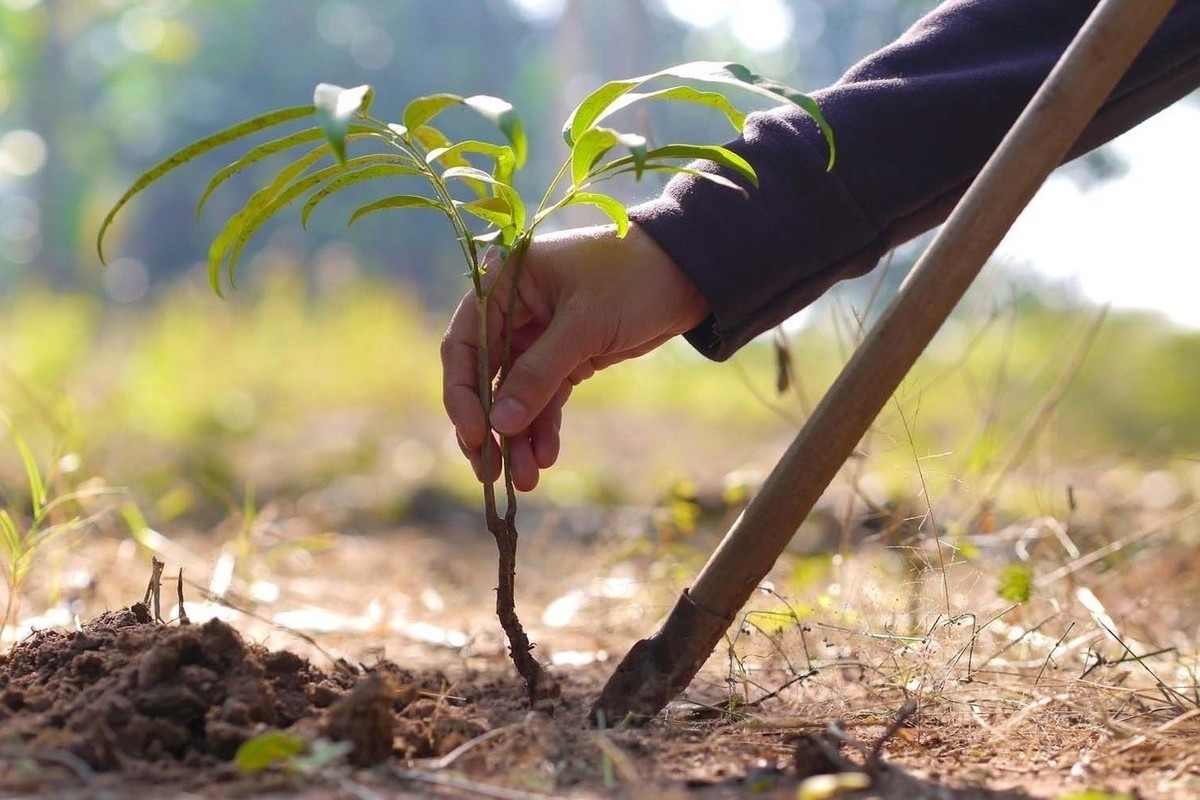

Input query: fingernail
[490,398,527,434]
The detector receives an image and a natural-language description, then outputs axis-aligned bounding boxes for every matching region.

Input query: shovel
[592,0,1179,725]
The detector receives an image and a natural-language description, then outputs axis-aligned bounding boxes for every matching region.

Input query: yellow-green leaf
[300,161,423,227]
[562,192,629,237]
[235,731,306,773]
[97,104,314,264]
[564,61,833,168]
[348,195,443,226]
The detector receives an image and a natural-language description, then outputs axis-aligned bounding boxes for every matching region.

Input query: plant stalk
[474,240,557,706]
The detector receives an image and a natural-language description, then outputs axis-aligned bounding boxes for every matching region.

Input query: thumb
[489,313,593,436]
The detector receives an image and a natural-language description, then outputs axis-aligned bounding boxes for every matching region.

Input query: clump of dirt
[0,603,483,779]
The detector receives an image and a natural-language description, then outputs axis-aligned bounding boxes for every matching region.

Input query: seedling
[97,61,834,702]
[0,418,116,639]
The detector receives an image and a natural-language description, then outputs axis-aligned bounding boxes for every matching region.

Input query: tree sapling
[97,61,834,704]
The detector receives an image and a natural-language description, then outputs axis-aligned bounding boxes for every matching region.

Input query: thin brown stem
[475,239,558,706]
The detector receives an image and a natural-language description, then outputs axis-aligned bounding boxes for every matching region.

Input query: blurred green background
[1,0,1198,534]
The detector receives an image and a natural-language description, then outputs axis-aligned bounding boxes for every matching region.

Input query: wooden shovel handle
[594,0,1179,724]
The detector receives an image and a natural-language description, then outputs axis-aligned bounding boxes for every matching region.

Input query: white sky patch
[1000,101,1200,328]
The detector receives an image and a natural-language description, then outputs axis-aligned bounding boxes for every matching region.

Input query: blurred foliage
[1,261,1199,531]
[2,0,1196,533]
[1,0,938,302]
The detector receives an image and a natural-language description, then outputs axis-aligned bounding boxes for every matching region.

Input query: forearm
[632,0,1200,360]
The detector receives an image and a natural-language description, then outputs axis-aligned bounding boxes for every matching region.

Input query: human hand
[441,223,709,491]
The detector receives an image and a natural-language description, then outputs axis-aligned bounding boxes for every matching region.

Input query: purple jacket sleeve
[630,0,1200,361]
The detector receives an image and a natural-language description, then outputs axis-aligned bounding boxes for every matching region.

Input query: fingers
[489,310,593,437]
[441,293,488,450]
[443,280,572,490]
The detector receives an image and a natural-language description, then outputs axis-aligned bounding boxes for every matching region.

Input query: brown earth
[1,472,1199,799]
[0,598,1047,799]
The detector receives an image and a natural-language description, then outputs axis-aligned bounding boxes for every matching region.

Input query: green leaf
[595,86,747,134]
[563,61,834,168]
[235,731,307,773]
[455,196,513,229]
[223,159,367,279]
[570,129,647,186]
[598,143,758,188]
[608,162,748,194]
[97,105,315,264]
[409,126,486,197]
[441,166,526,231]
[402,94,527,168]
[426,140,517,185]
[300,161,424,227]
[348,195,443,226]
[571,128,619,187]
[463,95,526,168]
[206,144,332,293]
[197,126,383,219]
[314,83,373,164]
[402,93,463,131]
[562,192,629,237]
[197,128,324,218]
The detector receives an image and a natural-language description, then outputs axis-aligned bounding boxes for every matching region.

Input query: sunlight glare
[662,0,727,29]
[1000,102,1200,329]
[729,0,794,52]
[508,0,566,25]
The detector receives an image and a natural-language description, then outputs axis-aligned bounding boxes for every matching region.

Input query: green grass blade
[562,192,629,237]
[314,83,374,164]
[12,431,45,514]
[301,161,424,228]
[348,195,443,226]
[0,510,23,562]
[97,104,314,264]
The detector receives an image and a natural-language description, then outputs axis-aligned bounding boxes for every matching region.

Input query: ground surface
[2,480,1199,799]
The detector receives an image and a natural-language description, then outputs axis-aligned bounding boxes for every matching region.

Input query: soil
[0,599,1043,799]
[1,481,1198,798]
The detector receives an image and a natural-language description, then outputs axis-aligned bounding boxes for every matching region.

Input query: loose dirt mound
[0,604,483,781]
